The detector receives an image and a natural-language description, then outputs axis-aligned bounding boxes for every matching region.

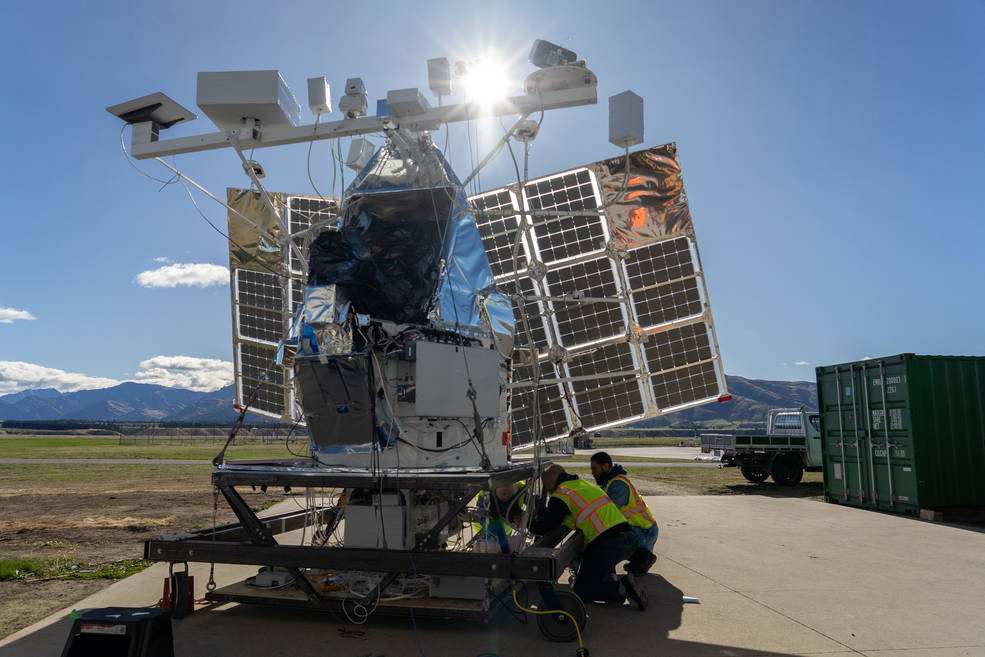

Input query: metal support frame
[128,86,598,160]
[215,482,322,603]
[143,462,581,616]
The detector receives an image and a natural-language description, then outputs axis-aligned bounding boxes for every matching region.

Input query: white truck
[701,407,822,485]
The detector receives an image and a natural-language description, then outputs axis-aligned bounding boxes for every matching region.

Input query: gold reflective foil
[589,142,693,249]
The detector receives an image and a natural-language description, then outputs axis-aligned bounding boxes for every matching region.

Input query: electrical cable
[119,125,178,185]
[511,587,585,652]
[306,113,329,200]
[121,129,290,282]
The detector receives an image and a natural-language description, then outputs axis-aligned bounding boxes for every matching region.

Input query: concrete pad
[862,649,985,657]
[3,495,984,657]
[647,496,985,653]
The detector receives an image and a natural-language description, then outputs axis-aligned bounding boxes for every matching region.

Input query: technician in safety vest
[530,464,648,610]
[473,482,526,553]
[590,451,659,576]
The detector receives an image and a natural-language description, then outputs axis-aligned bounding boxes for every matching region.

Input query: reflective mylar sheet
[227,189,338,423]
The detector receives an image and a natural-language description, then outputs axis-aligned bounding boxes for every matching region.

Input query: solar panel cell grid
[289,277,305,316]
[631,279,702,329]
[649,361,720,410]
[546,258,625,347]
[288,197,337,274]
[643,323,714,372]
[471,190,526,278]
[239,381,287,417]
[288,196,337,234]
[237,306,283,344]
[624,237,695,289]
[509,388,570,446]
[565,343,644,428]
[509,361,572,445]
[236,269,282,310]
[498,277,548,350]
[238,343,284,386]
[525,170,606,263]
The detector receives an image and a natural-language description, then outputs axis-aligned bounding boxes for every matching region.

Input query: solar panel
[469,143,727,448]
[509,359,571,447]
[524,168,607,264]
[227,190,339,424]
[647,360,720,411]
[287,196,338,275]
[545,257,627,349]
[497,276,549,353]
[564,342,646,430]
[471,189,527,278]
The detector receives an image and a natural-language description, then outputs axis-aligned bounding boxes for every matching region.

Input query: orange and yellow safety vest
[553,478,626,545]
[603,474,656,530]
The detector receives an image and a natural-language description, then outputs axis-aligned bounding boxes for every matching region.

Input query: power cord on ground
[511,588,588,657]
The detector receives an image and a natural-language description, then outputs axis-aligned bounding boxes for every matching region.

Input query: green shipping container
[816,354,985,515]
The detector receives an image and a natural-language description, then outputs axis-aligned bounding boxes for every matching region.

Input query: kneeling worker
[590,451,658,576]
[474,482,526,552]
[530,464,647,610]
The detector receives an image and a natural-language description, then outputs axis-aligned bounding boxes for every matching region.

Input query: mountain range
[0,382,239,423]
[0,376,817,426]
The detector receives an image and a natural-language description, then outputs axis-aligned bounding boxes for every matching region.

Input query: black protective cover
[294,355,375,447]
[308,188,454,324]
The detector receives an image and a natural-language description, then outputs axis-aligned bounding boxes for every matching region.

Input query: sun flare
[465,59,512,106]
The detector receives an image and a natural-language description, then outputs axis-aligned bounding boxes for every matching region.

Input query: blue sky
[1,0,982,394]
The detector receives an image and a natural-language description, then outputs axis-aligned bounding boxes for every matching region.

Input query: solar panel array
[228,191,338,422]
[469,143,727,447]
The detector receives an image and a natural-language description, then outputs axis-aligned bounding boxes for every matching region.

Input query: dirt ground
[0,473,284,640]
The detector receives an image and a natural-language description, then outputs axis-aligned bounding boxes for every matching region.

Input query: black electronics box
[61,607,174,657]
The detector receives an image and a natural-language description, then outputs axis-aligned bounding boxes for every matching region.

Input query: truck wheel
[740,466,769,483]
[771,455,804,486]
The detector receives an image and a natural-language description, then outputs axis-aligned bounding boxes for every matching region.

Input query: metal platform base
[144,459,581,624]
[216,459,540,490]
[205,579,492,620]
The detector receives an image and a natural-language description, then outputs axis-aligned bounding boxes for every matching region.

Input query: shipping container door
[859,359,919,514]
[820,365,871,504]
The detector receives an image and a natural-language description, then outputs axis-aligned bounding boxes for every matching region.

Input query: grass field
[0,435,305,461]
[566,464,824,497]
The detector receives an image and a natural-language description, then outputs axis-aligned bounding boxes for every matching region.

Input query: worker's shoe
[623,548,657,576]
[620,574,648,611]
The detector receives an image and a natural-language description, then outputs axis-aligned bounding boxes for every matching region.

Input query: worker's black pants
[573,529,637,603]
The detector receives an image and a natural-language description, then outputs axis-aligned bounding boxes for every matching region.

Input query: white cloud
[0,361,121,394]
[794,361,810,366]
[136,263,229,288]
[133,355,233,392]
[861,356,872,361]
[0,308,36,324]
[153,256,171,263]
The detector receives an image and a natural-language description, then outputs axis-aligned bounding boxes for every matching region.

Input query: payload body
[294,138,514,471]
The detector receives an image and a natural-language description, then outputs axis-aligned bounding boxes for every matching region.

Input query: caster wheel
[536,589,587,643]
